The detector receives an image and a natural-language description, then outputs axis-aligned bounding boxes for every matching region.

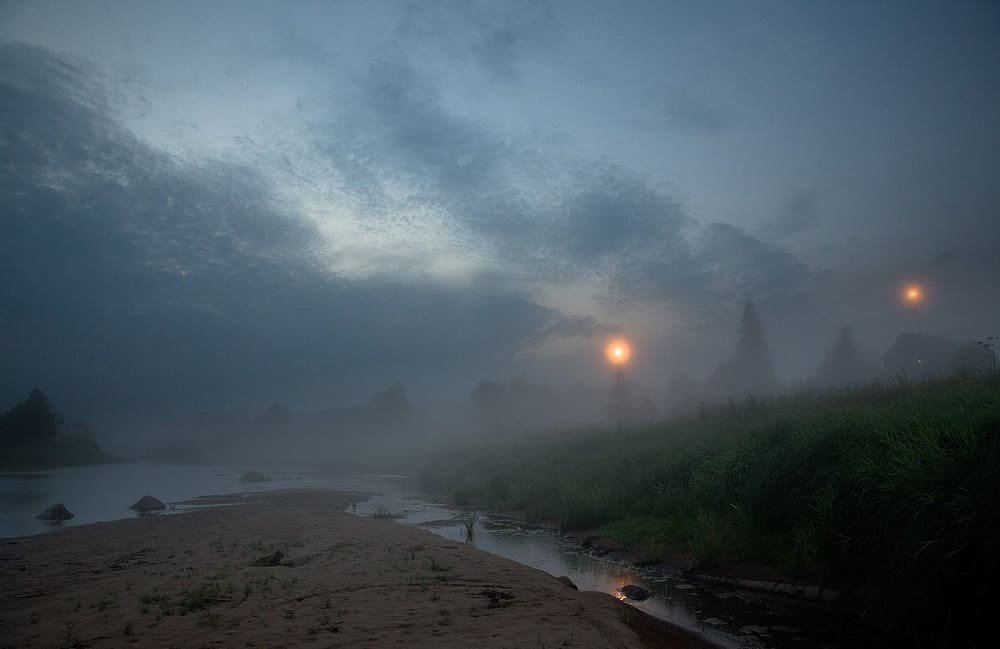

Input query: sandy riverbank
[0,490,712,648]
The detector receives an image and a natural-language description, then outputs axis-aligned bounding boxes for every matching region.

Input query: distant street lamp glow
[605,339,632,366]
[902,284,924,306]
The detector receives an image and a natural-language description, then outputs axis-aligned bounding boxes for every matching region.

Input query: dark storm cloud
[0,43,592,414]
[552,170,687,261]
[361,50,507,199]
[1,0,996,411]
[696,223,812,313]
[306,43,813,319]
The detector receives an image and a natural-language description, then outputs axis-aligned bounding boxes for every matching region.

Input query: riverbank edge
[564,530,843,603]
[424,489,845,608]
[0,488,718,649]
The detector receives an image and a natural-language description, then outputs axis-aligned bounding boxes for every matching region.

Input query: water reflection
[353,484,874,649]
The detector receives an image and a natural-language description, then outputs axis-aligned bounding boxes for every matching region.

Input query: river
[1,463,874,648]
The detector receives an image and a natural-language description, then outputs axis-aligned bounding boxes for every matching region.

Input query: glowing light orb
[902,284,924,305]
[605,339,632,365]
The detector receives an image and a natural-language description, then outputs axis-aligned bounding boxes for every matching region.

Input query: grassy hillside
[422,374,1000,641]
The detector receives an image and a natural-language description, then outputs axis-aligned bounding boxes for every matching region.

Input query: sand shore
[0,490,711,648]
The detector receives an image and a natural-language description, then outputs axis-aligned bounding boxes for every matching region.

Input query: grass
[371,503,392,518]
[480,589,514,609]
[139,590,170,607]
[63,622,82,649]
[177,581,230,613]
[458,512,480,540]
[425,556,451,572]
[421,373,1000,643]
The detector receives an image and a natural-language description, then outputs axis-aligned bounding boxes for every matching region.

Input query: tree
[706,301,778,398]
[0,388,62,447]
[813,326,875,387]
[62,419,96,440]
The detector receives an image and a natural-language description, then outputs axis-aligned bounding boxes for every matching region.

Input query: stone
[619,584,650,601]
[130,495,166,512]
[36,503,74,521]
[557,575,578,591]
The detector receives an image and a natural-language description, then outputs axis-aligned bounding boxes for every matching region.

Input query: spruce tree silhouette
[813,325,873,387]
[707,301,777,398]
[0,388,62,447]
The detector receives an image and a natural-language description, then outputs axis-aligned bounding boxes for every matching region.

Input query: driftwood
[688,573,840,603]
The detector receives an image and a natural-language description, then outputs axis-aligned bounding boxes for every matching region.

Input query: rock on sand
[36,503,74,521]
[130,495,167,512]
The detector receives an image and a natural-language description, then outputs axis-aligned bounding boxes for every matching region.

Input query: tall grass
[421,374,1000,643]
[458,512,480,541]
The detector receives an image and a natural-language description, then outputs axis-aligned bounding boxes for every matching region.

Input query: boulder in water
[240,471,270,482]
[36,503,74,521]
[619,584,650,601]
[130,495,166,512]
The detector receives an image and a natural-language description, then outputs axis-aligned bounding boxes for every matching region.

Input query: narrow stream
[350,476,875,649]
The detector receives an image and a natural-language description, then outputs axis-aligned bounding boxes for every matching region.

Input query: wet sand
[0,490,712,648]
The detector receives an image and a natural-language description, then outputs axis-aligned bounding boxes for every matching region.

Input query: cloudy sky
[2,0,998,416]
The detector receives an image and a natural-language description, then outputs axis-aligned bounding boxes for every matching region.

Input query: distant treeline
[653,301,997,422]
[142,381,417,466]
[0,389,120,470]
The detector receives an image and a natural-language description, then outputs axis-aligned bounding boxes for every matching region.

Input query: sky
[2,0,999,417]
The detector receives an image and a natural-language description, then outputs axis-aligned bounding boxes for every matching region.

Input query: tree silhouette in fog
[812,325,875,387]
[706,301,777,398]
[0,388,62,447]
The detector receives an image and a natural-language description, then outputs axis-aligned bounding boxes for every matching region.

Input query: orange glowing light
[903,284,924,305]
[605,339,632,365]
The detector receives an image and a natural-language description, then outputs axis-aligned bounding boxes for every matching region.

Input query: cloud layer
[2,0,999,416]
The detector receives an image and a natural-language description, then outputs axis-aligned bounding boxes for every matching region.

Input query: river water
[1,464,872,648]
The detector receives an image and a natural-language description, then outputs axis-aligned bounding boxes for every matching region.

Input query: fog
[2,1,999,464]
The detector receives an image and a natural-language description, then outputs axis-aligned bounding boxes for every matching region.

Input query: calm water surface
[0,462,372,538]
[1,464,870,648]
